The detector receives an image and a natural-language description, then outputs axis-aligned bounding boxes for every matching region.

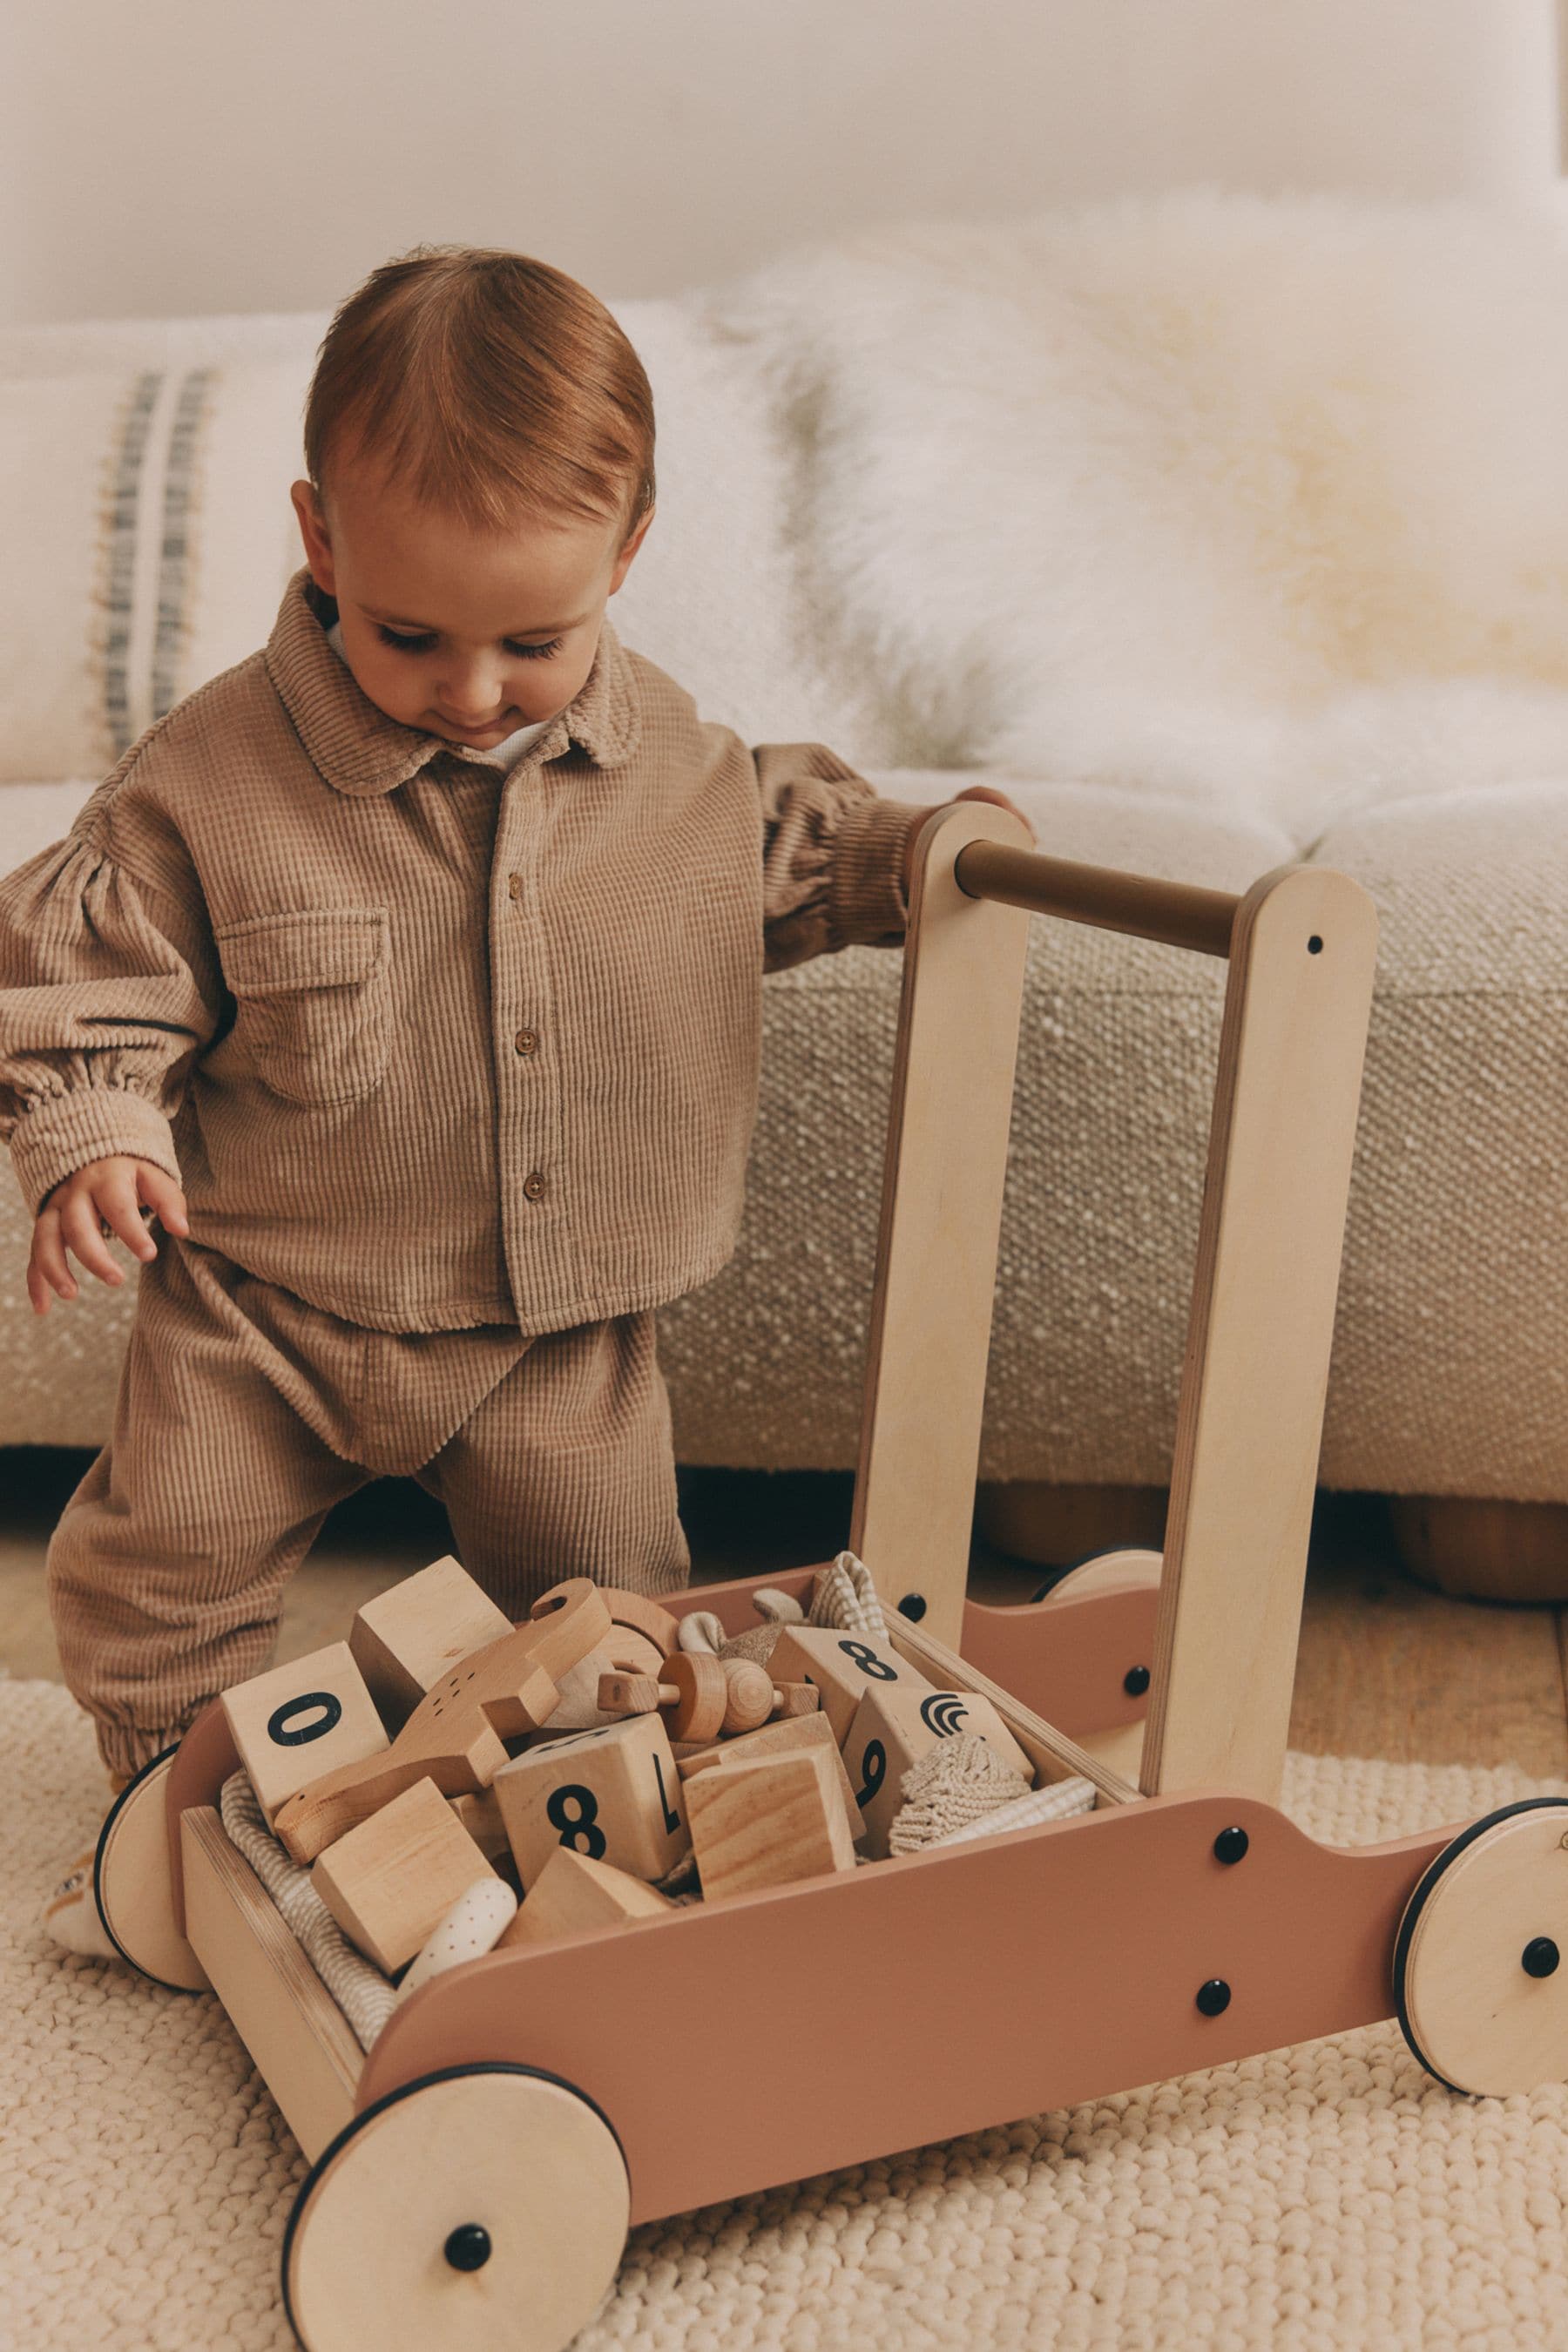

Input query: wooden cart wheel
[1034,1548,1163,1605]
[282,2064,629,2352]
[1394,1798,1568,2097]
[93,1747,210,1991]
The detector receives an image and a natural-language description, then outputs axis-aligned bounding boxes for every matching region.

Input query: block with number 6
[491,1712,687,1889]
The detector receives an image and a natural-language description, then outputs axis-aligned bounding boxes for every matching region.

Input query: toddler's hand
[27,1157,189,1316]
[901,785,1036,892]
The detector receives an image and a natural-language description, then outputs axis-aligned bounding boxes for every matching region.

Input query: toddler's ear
[289,480,335,591]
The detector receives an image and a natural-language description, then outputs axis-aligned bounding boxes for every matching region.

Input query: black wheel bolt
[1523,1937,1560,1980]
[1196,1978,1231,2017]
[444,2224,493,2272]
[1124,1665,1151,1697]
[1213,1826,1249,1866]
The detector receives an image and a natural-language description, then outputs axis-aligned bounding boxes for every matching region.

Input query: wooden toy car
[90,804,1568,2352]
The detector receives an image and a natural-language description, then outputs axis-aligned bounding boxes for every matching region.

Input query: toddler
[0,244,1022,1957]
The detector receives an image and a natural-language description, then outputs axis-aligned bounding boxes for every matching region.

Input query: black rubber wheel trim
[1390,1794,1568,2096]
[91,1744,195,1992]
[280,2061,631,2349]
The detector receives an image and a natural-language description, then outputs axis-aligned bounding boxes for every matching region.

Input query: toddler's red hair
[303,243,656,546]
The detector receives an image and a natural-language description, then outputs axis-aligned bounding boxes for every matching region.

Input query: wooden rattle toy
[273,1581,611,1863]
[597,1655,818,1741]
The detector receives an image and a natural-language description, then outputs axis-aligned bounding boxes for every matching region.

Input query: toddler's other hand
[27,1158,189,1316]
[901,784,1036,893]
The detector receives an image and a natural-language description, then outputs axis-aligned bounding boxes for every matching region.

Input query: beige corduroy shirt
[0,566,922,1334]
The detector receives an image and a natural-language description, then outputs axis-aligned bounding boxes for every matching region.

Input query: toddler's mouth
[437,713,516,738]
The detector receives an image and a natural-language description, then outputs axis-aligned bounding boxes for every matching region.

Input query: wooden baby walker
[91,803,1568,2351]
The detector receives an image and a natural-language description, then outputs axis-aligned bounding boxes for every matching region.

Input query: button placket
[491,774,571,1302]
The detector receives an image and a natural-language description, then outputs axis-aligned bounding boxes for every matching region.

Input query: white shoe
[41,1776,132,1961]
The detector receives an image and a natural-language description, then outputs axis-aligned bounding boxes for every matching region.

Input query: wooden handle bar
[953,841,1240,960]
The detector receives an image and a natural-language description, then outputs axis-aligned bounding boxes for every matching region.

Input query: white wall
[1,0,1559,328]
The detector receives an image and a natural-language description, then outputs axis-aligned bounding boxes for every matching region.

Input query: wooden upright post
[850,801,1032,1644]
[1139,866,1378,1802]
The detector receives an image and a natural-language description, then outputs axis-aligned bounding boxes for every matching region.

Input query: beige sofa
[3,196,1565,1588]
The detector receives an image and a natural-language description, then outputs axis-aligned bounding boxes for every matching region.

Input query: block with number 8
[762,1624,934,1746]
[491,1712,687,1889]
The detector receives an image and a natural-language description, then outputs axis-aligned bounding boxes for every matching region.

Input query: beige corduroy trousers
[47,1233,691,1777]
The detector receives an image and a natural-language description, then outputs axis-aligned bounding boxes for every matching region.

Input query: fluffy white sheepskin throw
[707,191,1568,841]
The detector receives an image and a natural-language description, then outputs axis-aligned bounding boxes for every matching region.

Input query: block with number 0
[844,1682,1035,1857]
[491,1711,687,1889]
[762,1625,934,1746]
[220,1640,389,1822]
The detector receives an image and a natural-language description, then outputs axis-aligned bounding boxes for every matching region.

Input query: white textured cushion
[0,295,885,786]
[0,363,308,783]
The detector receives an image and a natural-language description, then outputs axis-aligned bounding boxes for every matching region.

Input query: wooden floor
[3,1450,1565,1780]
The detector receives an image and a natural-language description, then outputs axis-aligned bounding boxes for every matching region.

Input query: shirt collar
[264,564,642,798]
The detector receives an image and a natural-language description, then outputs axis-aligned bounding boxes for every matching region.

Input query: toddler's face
[290,452,651,751]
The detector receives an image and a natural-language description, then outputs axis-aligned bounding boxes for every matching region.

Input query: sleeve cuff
[7,1087,181,1216]
[827,793,925,950]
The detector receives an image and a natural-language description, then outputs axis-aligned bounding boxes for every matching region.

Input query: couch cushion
[1313,781,1568,1501]
[657,774,1568,1504]
[3,771,1565,1501]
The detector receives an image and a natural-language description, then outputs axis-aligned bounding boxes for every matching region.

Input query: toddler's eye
[375,625,564,660]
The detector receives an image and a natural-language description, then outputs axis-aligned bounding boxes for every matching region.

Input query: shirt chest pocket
[213,908,393,1106]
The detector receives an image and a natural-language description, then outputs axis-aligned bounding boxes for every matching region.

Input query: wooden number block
[492,1713,687,1889]
[448,1788,510,1864]
[763,1625,934,1746]
[312,1779,498,1974]
[678,1709,867,1841]
[348,1555,511,1728]
[686,1747,855,1899]
[844,1683,1034,1858]
[498,1848,676,1948]
[220,1642,389,1823]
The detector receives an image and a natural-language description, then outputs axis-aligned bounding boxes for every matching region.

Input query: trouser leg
[47,1252,370,1778]
[415,1310,691,1619]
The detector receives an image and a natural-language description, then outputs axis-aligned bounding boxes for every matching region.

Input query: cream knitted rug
[7,1673,1568,2352]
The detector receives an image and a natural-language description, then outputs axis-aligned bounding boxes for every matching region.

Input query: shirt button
[514,1027,539,1057]
[507,873,523,901]
[523,1170,548,1201]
